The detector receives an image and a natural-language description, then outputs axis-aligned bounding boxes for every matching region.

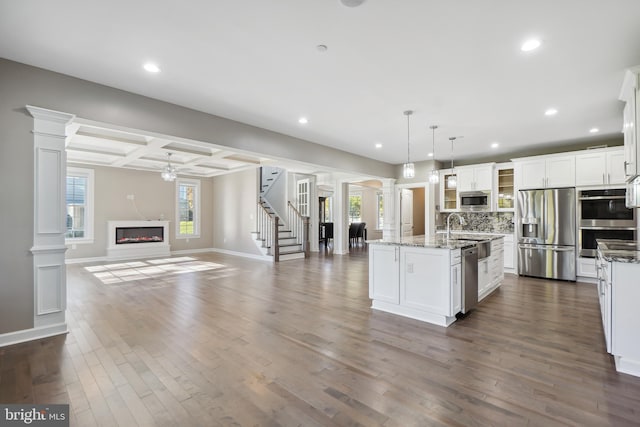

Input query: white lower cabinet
[479,238,505,301]
[369,244,399,304]
[503,234,515,271]
[451,262,462,315]
[478,258,490,296]
[369,244,461,327]
[577,257,597,279]
[597,255,640,377]
[400,246,452,315]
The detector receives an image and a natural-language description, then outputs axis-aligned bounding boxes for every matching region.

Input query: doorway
[399,186,427,238]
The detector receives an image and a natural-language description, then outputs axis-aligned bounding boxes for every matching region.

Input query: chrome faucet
[446,213,466,240]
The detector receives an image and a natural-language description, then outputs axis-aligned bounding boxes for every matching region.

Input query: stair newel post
[273,216,280,262]
[303,216,310,257]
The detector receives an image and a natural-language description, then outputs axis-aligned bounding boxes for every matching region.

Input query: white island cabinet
[597,239,640,378]
[369,241,462,327]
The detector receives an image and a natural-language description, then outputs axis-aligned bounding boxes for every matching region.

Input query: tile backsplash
[437,211,514,234]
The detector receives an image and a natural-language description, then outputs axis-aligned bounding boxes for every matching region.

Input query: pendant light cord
[405,111,412,163]
[430,125,438,156]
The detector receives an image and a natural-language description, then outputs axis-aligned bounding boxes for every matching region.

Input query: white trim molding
[24,105,75,340]
[0,323,68,348]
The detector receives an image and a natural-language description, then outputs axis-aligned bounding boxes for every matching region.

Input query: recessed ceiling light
[375,143,382,149]
[298,117,308,124]
[545,108,558,116]
[589,127,599,133]
[143,63,161,73]
[521,39,541,52]
[428,152,434,157]
[491,142,499,149]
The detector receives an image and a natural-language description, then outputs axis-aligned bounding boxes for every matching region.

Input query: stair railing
[256,202,277,250]
[287,201,310,257]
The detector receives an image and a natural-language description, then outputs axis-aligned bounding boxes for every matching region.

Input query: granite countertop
[597,239,640,264]
[367,234,504,249]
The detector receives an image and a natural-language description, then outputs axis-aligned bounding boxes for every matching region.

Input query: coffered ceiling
[2,0,640,166]
[65,123,269,177]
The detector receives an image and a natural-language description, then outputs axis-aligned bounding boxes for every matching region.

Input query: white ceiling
[2,0,640,166]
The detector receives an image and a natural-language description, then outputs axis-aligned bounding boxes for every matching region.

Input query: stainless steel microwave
[459,191,490,211]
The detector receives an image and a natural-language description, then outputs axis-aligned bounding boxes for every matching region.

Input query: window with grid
[176,178,200,238]
[349,193,362,223]
[65,167,94,242]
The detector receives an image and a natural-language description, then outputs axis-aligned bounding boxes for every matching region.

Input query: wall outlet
[126,194,135,200]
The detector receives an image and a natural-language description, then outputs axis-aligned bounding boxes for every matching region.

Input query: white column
[27,106,74,336]
[309,175,319,252]
[333,181,350,255]
[381,178,396,240]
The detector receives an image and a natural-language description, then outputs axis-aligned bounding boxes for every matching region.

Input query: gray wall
[0,58,396,336]
[212,169,263,255]
[0,75,34,334]
[66,165,214,259]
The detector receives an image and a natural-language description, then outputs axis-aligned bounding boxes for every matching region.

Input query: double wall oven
[578,189,636,257]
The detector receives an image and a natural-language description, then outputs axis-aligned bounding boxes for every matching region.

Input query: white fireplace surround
[107,220,170,260]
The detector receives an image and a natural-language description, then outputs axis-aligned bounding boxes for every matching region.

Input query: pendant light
[428,125,439,184]
[447,137,457,188]
[402,110,415,179]
[161,153,177,182]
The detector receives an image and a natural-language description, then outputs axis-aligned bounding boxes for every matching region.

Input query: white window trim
[175,177,201,239]
[65,166,94,244]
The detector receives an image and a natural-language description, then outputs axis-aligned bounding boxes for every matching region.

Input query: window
[322,197,332,222]
[377,192,384,229]
[65,167,94,242]
[297,179,309,216]
[176,178,200,238]
[349,193,362,223]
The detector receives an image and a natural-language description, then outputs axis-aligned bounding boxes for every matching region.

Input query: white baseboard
[209,247,273,262]
[171,248,216,255]
[615,355,640,378]
[66,256,107,264]
[0,323,68,348]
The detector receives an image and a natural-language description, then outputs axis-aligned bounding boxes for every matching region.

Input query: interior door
[297,179,309,216]
[401,189,414,237]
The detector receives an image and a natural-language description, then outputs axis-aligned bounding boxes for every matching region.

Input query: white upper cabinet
[608,149,626,185]
[456,164,494,192]
[575,147,625,186]
[515,155,575,190]
[619,67,640,178]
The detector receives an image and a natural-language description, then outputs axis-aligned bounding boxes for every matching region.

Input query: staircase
[252,167,308,261]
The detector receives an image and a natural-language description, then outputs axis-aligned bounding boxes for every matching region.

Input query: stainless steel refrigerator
[517,188,576,281]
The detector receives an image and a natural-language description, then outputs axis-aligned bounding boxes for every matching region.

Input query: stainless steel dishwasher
[461,245,479,314]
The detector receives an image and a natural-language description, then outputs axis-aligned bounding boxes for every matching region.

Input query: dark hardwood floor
[1,249,640,426]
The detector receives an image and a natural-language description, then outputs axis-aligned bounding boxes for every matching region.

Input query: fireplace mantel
[107,220,170,260]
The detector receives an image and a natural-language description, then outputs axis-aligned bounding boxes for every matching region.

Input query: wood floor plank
[1,250,640,426]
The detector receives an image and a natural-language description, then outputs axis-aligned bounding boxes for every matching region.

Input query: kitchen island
[596,239,640,378]
[368,235,504,327]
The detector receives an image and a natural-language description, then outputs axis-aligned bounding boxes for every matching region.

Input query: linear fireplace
[116,226,164,244]
[107,220,170,260]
